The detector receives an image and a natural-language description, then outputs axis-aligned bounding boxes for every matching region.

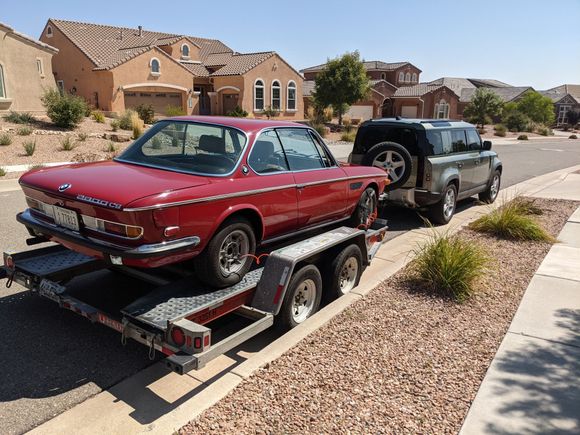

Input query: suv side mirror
[483,140,492,151]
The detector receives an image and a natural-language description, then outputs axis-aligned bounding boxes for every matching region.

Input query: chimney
[138,25,142,37]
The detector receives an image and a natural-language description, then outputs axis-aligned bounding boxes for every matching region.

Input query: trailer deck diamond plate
[122,268,264,329]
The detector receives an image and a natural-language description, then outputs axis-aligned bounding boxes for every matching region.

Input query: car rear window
[116,120,247,176]
[354,126,420,156]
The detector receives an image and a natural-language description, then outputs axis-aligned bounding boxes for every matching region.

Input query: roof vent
[138,25,143,37]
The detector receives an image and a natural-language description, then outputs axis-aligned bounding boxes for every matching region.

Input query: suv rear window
[355,126,419,156]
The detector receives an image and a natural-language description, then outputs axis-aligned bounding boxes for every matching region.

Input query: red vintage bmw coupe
[18,117,388,287]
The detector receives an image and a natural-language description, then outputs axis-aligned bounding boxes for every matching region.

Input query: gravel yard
[182,198,579,434]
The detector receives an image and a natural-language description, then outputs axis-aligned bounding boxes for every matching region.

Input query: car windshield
[116,120,247,176]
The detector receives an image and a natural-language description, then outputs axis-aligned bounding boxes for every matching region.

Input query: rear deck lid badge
[58,183,72,192]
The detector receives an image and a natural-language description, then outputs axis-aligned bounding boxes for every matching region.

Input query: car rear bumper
[17,209,200,260]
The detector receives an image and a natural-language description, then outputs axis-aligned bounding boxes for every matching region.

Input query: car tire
[428,184,457,225]
[324,244,363,301]
[350,187,377,228]
[276,264,322,331]
[479,170,501,203]
[195,217,256,288]
[361,142,413,190]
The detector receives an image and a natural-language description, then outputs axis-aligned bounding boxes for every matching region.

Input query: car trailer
[0,220,387,375]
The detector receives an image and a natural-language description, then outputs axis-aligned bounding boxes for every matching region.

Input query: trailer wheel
[276,264,322,331]
[325,244,363,300]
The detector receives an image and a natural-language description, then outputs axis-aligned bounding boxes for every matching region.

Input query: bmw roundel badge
[58,183,72,192]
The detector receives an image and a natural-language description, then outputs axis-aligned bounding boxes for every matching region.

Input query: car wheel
[428,184,457,225]
[479,170,501,203]
[350,187,377,228]
[276,264,322,331]
[324,244,363,301]
[195,217,256,288]
[361,141,413,190]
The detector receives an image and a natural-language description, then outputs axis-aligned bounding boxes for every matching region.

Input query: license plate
[54,206,79,231]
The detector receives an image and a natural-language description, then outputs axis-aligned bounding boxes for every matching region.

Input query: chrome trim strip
[126,236,201,255]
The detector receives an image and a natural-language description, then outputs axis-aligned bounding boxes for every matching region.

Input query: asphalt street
[0,138,579,433]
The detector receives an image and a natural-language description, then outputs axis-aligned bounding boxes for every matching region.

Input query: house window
[271,80,281,110]
[254,79,264,111]
[181,44,190,58]
[434,99,450,119]
[0,65,5,98]
[287,80,297,111]
[412,72,417,82]
[405,72,411,82]
[557,104,571,125]
[36,58,44,77]
[399,72,404,83]
[380,72,386,80]
[46,25,53,38]
[150,58,160,75]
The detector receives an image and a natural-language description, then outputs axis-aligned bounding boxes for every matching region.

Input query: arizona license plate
[54,206,79,231]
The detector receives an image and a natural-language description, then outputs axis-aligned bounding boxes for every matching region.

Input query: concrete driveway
[1,137,579,434]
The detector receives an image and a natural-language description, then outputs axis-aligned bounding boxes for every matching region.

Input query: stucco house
[301,60,421,121]
[0,22,58,113]
[540,84,580,125]
[39,19,303,119]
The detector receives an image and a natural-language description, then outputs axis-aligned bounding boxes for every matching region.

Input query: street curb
[28,163,580,435]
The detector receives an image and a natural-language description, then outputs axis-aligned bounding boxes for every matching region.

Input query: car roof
[165,116,307,134]
[363,118,474,130]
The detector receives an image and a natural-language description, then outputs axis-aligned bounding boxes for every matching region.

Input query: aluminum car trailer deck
[1,221,387,375]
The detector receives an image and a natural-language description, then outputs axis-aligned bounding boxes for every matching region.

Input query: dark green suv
[348,118,502,224]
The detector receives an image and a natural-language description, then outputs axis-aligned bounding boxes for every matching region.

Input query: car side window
[248,130,290,174]
[426,130,453,155]
[466,129,482,150]
[308,130,335,167]
[452,130,468,153]
[276,128,325,171]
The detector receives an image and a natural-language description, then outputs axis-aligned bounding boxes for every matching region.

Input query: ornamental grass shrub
[17,126,33,136]
[0,133,13,146]
[59,135,77,151]
[494,124,507,137]
[3,111,36,124]
[22,140,36,156]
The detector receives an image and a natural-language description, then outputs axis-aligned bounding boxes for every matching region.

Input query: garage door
[346,105,373,121]
[401,105,418,118]
[124,91,183,115]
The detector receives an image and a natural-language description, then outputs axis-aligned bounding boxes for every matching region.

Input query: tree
[516,91,555,125]
[312,51,370,125]
[463,88,503,128]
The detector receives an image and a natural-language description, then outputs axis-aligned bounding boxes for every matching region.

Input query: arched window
[181,44,190,58]
[271,80,281,110]
[405,72,411,82]
[254,79,264,111]
[0,64,6,98]
[411,73,417,82]
[287,80,297,111]
[46,25,53,38]
[434,99,450,119]
[398,72,404,83]
[150,58,160,75]
[380,72,386,80]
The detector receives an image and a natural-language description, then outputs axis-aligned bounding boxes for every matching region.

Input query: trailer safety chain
[148,336,156,360]
[240,253,270,265]
[6,271,14,289]
[120,324,128,346]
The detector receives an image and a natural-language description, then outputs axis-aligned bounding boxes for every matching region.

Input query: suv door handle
[456,162,463,168]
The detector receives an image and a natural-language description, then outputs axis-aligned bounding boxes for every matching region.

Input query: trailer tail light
[167,318,211,354]
[4,254,14,270]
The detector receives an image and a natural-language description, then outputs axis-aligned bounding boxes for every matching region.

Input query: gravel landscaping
[182,198,579,434]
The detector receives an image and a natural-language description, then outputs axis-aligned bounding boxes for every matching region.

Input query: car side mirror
[483,140,492,151]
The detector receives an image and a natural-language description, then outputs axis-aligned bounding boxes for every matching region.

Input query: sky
[3,0,579,89]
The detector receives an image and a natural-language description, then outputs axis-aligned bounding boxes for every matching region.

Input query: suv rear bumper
[414,189,442,206]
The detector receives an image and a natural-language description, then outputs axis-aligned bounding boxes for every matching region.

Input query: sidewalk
[460,183,580,433]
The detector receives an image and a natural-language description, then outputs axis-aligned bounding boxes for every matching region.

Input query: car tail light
[82,216,143,239]
[26,197,55,218]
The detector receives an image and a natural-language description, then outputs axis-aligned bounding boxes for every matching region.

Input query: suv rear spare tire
[361,141,412,190]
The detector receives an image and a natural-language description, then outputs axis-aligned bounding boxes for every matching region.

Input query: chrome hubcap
[339,257,359,294]
[443,188,455,219]
[291,279,316,323]
[490,175,500,198]
[219,230,250,275]
[372,151,406,182]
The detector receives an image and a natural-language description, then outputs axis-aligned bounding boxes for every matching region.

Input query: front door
[276,128,348,227]
[222,94,239,115]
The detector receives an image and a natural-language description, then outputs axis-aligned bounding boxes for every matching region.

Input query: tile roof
[540,84,580,103]
[210,52,275,76]
[301,60,419,73]
[392,83,445,97]
[0,21,58,53]
[179,61,210,77]
[467,78,512,88]
[460,86,533,103]
[204,52,236,67]
[426,77,476,97]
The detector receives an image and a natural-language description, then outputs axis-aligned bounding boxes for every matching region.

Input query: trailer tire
[325,244,363,301]
[276,264,322,331]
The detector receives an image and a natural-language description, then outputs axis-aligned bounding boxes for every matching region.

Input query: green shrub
[118,110,138,130]
[504,110,530,132]
[0,133,12,146]
[340,130,357,142]
[59,135,77,151]
[517,134,528,140]
[262,106,278,119]
[570,134,578,139]
[134,104,155,124]
[91,110,105,123]
[151,136,162,149]
[17,126,33,136]
[312,123,327,138]
[3,111,36,124]
[0,167,5,177]
[536,126,553,136]
[22,140,36,156]
[77,132,88,141]
[226,106,248,117]
[165,105,186,117]
[494,124,507,137]
[469,198,555,242]
[410,232,490,302]
[42,89,88,129]
[104,142,117,153]
[110,120,120,132]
